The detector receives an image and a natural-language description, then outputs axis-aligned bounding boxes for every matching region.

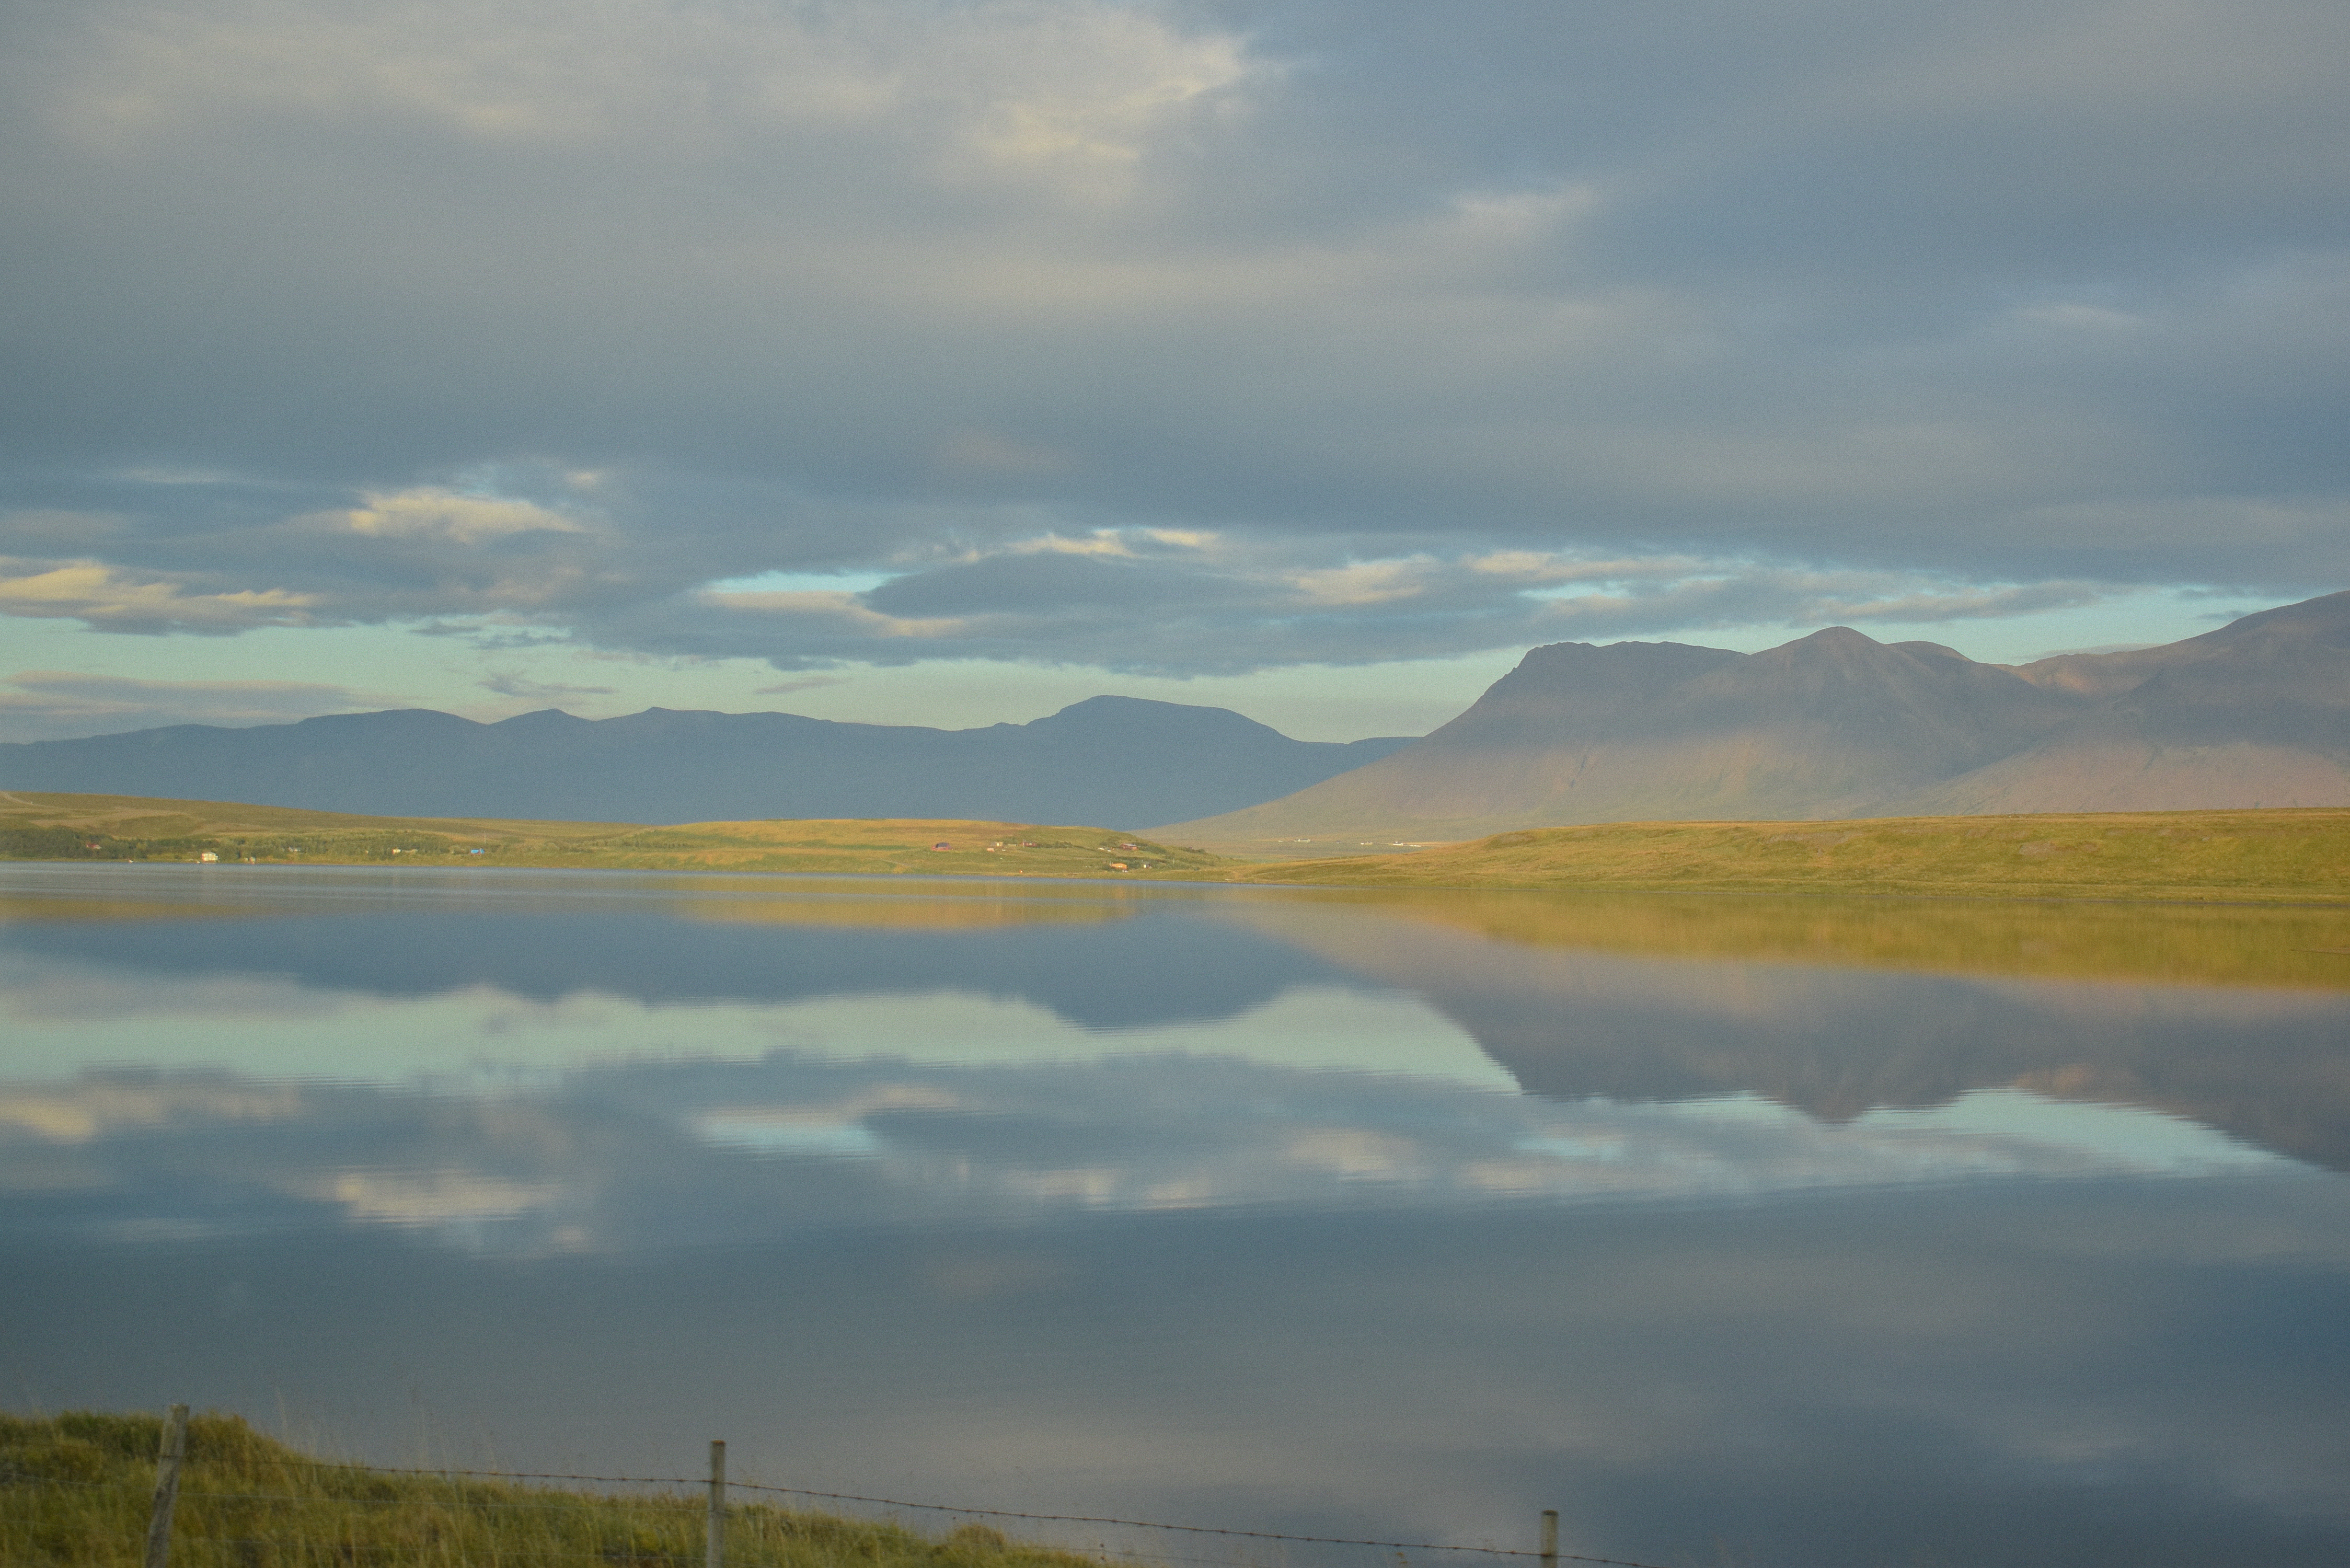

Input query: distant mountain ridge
[0,696,1415,828]
[13,593,2344,837]
[1160,591,2350,841]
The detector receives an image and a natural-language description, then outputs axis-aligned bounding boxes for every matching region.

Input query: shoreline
[4,791,2346,905]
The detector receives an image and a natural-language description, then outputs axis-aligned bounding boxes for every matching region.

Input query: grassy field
[1234,885,2350,991]
[5,790,2347,903]
[1232,808,2350,904]
[0,1410,1095,1568]
[0,792,1220,879]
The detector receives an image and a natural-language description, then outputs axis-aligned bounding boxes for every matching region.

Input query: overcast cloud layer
[3,0,2346,697]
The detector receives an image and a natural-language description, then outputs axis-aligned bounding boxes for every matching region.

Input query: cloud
[0,670,413,739]
[0,0,2344,676]
[476,672,619,702]
[0,479,629,635]
[329,489,586,545]
[0,560,321,633]
[627,533,2135,674]
[752,675,852,697]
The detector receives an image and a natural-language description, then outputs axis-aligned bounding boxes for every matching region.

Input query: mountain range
[0,697,1413,828]
[6,591,2343,836]
[1162,589,2350,843]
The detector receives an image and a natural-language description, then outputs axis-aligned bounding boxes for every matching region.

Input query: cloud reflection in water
[4,867,2349,1568]
[2,864,2339,1258]
[0,985,2298,1256]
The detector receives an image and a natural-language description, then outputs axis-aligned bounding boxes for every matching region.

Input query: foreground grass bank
[1,1410,1093,1568]
[0,792,1220,879]
[1235,807,2350,904]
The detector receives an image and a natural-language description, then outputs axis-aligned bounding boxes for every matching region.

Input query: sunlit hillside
[1230,808,2350,904]
[0,793,1221,879]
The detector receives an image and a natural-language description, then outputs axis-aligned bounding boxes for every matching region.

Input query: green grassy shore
[1231,807,2350,904]
[0,792,1219,879]
[4,790,2346,903]
[1,1410,1094,1568]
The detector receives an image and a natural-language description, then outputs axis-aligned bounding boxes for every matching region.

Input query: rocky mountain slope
[1161,591,2350,841]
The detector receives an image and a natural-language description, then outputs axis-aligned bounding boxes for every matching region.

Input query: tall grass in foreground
[1,1412,1100,1568]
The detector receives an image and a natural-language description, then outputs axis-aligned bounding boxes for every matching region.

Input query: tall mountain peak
[1160,592,2350,840]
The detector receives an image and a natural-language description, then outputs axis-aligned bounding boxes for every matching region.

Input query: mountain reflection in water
[8,866,2348,1178]
[4,864,2348,1568]
[1226,891,2350,1171]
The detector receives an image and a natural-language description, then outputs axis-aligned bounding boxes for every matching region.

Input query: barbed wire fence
[16,1406,1684,1568]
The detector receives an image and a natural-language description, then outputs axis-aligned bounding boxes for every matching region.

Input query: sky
[2,0,2345,744]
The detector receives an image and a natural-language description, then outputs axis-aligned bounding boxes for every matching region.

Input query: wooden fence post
[1539,1509,1558,1568]
[143,1404,190,1568]
[707,1439,727,1568]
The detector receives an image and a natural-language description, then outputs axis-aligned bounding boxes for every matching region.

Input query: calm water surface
[6,863,2349,1567]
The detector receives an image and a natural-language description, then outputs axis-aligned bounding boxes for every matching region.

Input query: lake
[5,862,2349,1567]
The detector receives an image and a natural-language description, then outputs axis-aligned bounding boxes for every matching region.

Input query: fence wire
[5,1456,1683,1568]
[346,1466,1674,1568]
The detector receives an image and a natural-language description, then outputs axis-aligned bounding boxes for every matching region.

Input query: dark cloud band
[1,0,2343,672]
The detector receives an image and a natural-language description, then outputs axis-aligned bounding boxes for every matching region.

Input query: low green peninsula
[3,790,2345,905]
